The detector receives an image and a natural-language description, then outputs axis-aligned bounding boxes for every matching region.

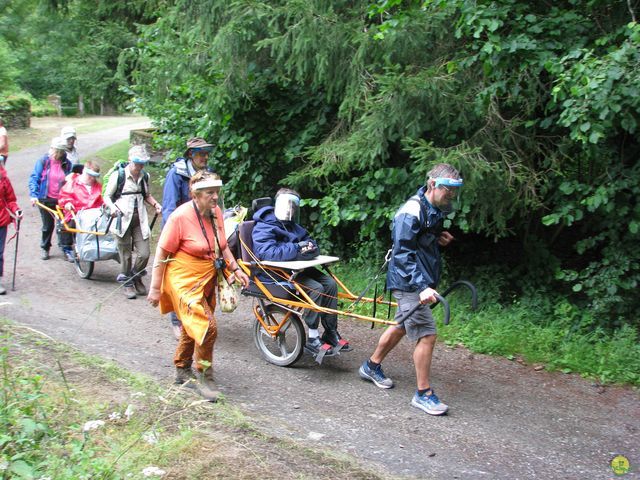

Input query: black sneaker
[304,337,334,356]
[322,330,353,353]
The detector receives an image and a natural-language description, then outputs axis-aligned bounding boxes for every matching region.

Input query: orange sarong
[159,250,217,345]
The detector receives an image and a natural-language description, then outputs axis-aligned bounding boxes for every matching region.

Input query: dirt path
[2,121,638,479]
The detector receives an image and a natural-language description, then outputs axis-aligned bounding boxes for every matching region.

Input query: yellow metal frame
[238,258,399,339]
[36,201,109,236]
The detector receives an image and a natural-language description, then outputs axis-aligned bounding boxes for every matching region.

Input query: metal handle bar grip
[395,293,450,326]
[430,293,451,325]
[439,280,478,311]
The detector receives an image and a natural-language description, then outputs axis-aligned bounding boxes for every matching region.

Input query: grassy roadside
[333,263,640,387]
[0,320,389,480]
[8,115,147,153]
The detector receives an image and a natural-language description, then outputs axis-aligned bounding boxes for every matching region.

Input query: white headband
[192,178,223,191]
[84,167,100,177]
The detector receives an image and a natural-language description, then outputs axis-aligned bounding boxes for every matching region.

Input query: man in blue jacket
[359,163,463,416]
[161,137,214,339]
[252,188,351,360]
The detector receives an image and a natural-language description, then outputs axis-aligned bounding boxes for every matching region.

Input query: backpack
[102,160,149,202]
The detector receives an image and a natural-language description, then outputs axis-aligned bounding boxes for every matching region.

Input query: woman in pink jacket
[58,160,104,262]
[0,162,22,294]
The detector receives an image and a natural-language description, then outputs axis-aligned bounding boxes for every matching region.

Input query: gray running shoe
[359,361,394,389]
[410,389,449,416]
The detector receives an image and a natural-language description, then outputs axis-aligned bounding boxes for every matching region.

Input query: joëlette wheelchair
[234,198,478,367]
[36,201,118,279]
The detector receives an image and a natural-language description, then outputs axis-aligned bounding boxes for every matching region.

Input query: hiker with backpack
[102,145,162,299]
[358,163,463,416]
[161,137,215,339]
[28,137,73,260]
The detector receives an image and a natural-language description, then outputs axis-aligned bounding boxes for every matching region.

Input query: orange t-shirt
[159,201,227,259]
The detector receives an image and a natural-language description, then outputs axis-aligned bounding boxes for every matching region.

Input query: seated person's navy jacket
[252,206,315,261]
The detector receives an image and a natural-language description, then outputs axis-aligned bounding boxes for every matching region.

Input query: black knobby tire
[253,304,305,367]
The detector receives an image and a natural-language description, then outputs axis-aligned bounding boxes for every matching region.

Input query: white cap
[50,136,69,151]
[61,126,76,139]
[128,145,150,163]
[192,178,223,191]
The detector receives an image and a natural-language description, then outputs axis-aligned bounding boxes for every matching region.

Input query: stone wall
[0,98,31,128]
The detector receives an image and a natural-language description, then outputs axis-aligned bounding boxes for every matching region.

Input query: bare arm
[147,246,171,307]
[221,244,250,288]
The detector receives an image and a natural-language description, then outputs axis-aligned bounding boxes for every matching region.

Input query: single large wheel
[74,253,94,279]
[253,304,305,367]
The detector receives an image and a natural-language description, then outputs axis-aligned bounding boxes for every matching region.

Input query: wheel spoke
[280,319,291,333]
[277,337,290,356]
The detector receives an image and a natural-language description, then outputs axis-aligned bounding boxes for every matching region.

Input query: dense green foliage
[128,0,640,329]
[0,0,158,112]
[1,0,638,363]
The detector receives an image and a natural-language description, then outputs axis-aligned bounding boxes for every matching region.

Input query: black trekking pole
[149,212,158,231]
[11,216,22,291]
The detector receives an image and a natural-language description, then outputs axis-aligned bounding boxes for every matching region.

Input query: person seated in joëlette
[251,188,352,357]
[57,160,104,263]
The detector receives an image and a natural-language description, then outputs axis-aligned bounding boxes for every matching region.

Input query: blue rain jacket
[28,153,72,200]
[386,186,446,292]
[252,206,314,261]
[161,158,214,226]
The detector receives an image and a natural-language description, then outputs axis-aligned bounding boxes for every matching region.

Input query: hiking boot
[133,277,147,296]
[188,371,219,402]
[40,249,50,260]
[174,366,196,385]
[322,330,353,353]
[123,284,137,299]
[411,389,449,416]
[359,361,394,389]
[192,380,220,402]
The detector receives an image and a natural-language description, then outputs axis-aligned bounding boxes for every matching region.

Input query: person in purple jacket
[252,188,352,360]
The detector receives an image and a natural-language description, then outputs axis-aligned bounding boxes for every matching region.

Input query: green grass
[91,139,130,166]
[0,321,388,480]
[334,260,640,386]
[8,115,147,153]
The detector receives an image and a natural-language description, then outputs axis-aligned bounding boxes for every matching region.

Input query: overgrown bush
[126,0,640,329]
